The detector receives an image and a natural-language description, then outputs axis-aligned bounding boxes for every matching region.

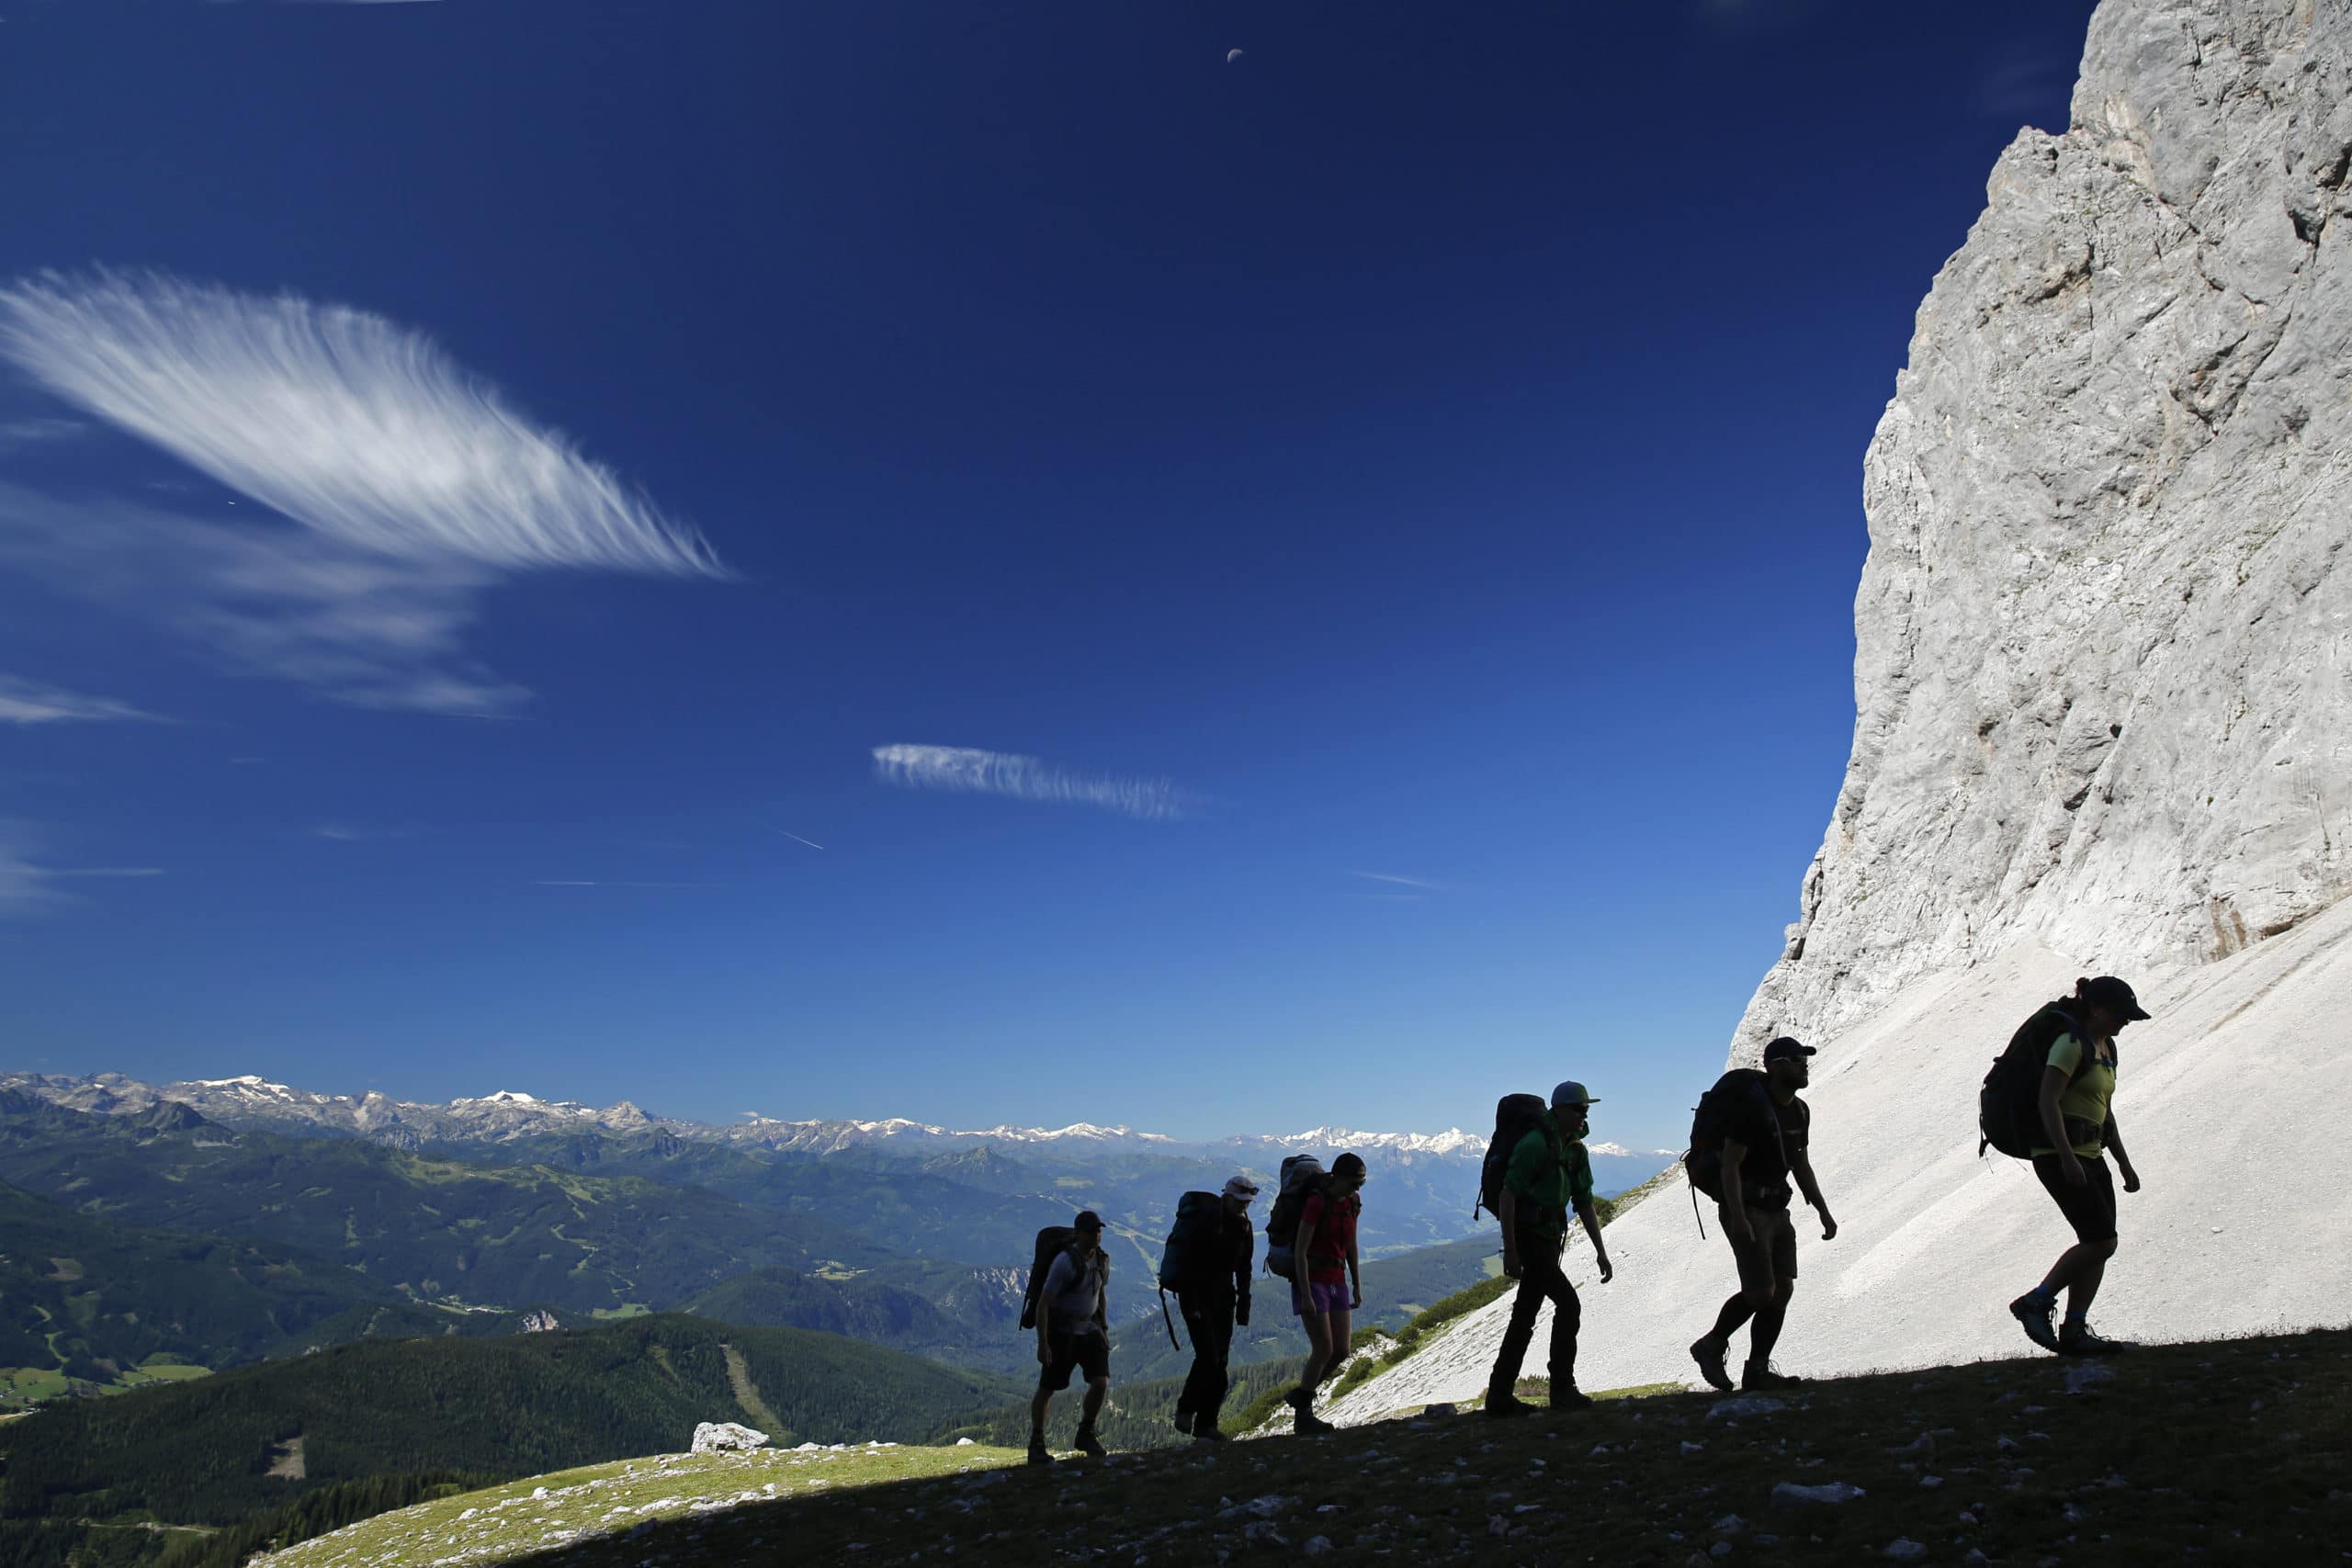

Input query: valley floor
[264,1327,2350,1567]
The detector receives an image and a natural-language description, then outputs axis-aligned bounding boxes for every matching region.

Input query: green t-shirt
[1504,1111,1595,1242]
[2031,1032,2116,1157]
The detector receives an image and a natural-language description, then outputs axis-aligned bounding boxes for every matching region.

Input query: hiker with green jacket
[2007,976,2148,1357]
[1486,1080,1613,1417]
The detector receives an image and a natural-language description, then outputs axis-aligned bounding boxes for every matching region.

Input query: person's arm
[1790,1150,1838,1240]
[1575,1197,1612,1282]
[1235,1224,1252,1325]
[1720,1137,1752,1238]
[1093,1259,1108,1336]
[1293,1203,1319,1303]
[1498,1186,1521,1278]
[2105,1113,2140,1192]
[2039,1065,2086,1187]
[1347,1211,1362,1309]
[1036,1255,1066,1364]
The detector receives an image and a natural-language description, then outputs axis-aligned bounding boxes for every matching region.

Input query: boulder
[690,1421,770,1454]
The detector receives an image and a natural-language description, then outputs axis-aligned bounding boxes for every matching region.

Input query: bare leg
[1080,1377,1107,1429]
[1029,1389,1051,1444]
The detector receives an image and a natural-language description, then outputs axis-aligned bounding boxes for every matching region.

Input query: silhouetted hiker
[1030,1209,1111,1463]
[1486,1080,1614,1418]
[2006,976,2148,1357]
[1687,1036,1838,1393]
[1285,1152,1365,1435]
[1164,1175,1259,1442]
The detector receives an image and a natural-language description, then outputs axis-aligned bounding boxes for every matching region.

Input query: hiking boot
[2058,1321,2134,1357]
[1192,1423,1229,1443]
[1072,1427,1107,1458]
[1690,1336,1734,1393]
[1291,1393,1335,1435]
[2009,1292,2062,1353]
[1483,1390,1536,1419]
[1026,1440,1053,1466]
[1742,1362,1804,1392]
[1171,1409,1194,1435]
[1550,1386,1596,1412]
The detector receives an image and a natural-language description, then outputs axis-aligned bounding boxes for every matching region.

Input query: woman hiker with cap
[1284,1152,1365,1435]
[1689,1036,1837,1393]
[1171,1175,1260,1442]
[1486,1080,1614,1418]
[2007,976,2149,1357]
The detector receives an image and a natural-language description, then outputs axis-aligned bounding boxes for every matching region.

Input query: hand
[1037,1341,1056,1367]
[1236,1307,1250,1328]
[1595,1250,1613,1284]
[1819,1213,1839,1242]
[1350,1288,1362,1310]
[2063,1156,2088,1190]
[1726,1214,1754,1246]
[1501,1248,1522,1280]
[2120,1164,2142,1194]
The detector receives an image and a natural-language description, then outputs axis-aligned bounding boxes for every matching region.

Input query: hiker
[1285,1152,1365,1435]
[1487,1080,1614,1418]
[1689,1036,1837,1393]
[2006,976,2148,1357]
[1029,1209,1111,1464]
[1170,1175,1259,1442]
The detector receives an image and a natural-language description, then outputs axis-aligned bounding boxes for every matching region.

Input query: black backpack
[1683,1069,1785,1203]
[1262,1155,1323,1279]
[1474,1093,1555,1220]
[1017,1225,1076,1331]
[1157,1190,1223,1292]
[1980,1002,2083,1158]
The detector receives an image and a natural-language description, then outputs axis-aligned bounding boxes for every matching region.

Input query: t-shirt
[1297,1192,1358,1285]
[2032,1032,2117,1157]
[1037,1247,1107,1336]
[1727,1083,1811,1209]
[1503,1111,1596,1242]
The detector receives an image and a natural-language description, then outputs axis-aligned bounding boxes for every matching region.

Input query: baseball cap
[1221,1176,1261,1202]
[1072,1210,1103,1232]
[1552,1080,1600,1109]
[1761,1036,1816,1064]
[2081,976,2152,1021]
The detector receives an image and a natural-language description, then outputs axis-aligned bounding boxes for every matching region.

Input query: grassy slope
[261,1328,2352,1567]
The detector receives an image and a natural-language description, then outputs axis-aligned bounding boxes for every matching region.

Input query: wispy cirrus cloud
[872,744,1193,822]
[0,416,88,451]
[0,675,163,725]
[534,879,710,889]
[1349,870,1446,892]
[0,270,727,714]
[0,823,164,916]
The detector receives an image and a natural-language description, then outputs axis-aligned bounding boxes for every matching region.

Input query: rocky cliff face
[1741,0,2352,1052]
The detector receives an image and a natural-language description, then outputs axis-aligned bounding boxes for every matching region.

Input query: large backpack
[1016,1225,1076,1331]
[1683,1069,1785,1203]
[1979,1003,2082,1158]
[1473,1093,1555,1220]
[1261,1155,1323,1280]
[1157,1190,1223,1292]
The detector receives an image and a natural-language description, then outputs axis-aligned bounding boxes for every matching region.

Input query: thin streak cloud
[764,826,826,851]
[0,675,162,725]
[1349,870,1445,891]
[534,879,710,889]
[871,744,1193,822]
[0,823,164,916]
[0,270,725,578]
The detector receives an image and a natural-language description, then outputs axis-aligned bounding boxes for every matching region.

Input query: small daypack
[1261,1155,1323,1280]
[1017,1225,1076,1331]
[1683,1069,1785,1204]
[1980,1002,2086,1159]
[1473,1093,1555,1220]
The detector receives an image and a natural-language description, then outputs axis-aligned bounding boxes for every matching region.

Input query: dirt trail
[719,1344,783,1437]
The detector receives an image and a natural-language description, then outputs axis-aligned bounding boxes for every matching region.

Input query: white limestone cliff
[1741,0,2352,1053]
[1332,0,2352,1420]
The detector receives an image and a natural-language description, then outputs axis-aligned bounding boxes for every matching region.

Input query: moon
[1226,48,1244,63]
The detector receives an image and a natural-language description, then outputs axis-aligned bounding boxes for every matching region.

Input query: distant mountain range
[0,1070,1666,1172]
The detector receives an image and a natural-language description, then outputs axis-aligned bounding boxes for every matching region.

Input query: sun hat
[1552,1080,1600,1109]
[1222,1175,1261,1201]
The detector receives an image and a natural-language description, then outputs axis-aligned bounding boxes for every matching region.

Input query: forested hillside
[0,1314,1018,1564]
[0,1098,878,1314]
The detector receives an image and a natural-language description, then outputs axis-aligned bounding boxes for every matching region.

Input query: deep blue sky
[0,0,2094,1150]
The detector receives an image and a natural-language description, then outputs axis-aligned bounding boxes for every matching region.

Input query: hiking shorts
[1294,1280,1351,1316]
[1037,1329,1109,1392]
[1721,1201,1797,1297]
[2033,1152,2118,1244]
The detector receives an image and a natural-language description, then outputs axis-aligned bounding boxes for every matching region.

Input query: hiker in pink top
[1284,1151,1364,1435]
